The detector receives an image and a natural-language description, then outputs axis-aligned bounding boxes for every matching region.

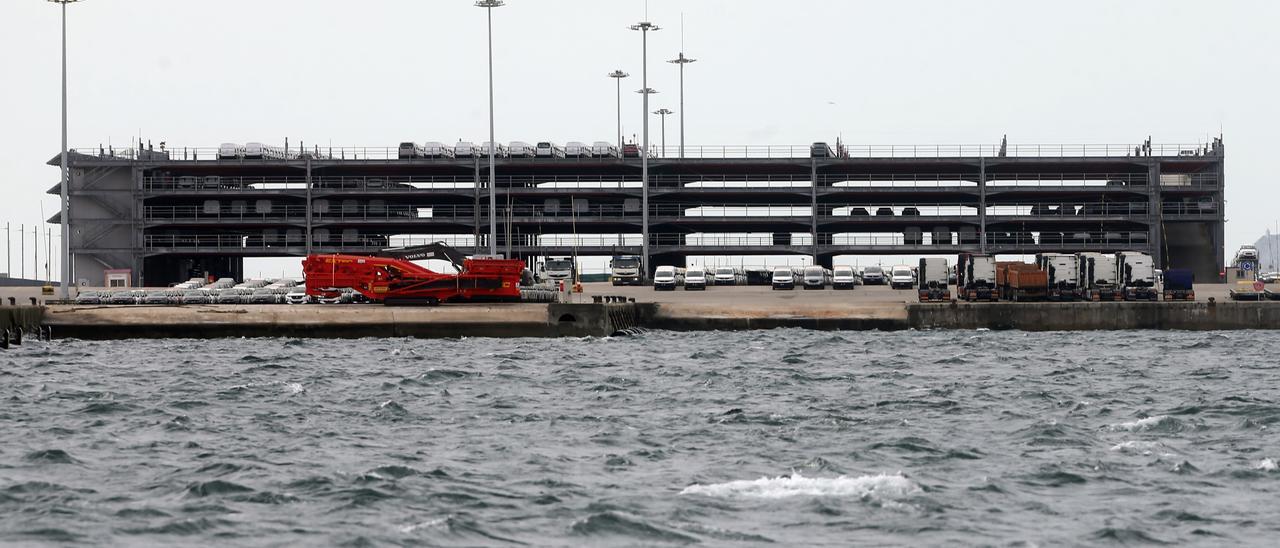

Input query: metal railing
[80,141,1221,162]
[142,199,1197,223]
[143,230,1154,252]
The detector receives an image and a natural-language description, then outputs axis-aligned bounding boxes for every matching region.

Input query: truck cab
[544,257,575,282]
[917,258,950,302]
[609,255,642,285]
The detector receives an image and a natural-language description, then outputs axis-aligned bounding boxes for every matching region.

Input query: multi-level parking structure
[49,140,1224,287]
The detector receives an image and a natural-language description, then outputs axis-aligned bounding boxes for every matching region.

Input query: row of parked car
[73,278,356,306]
[398,141,642,159]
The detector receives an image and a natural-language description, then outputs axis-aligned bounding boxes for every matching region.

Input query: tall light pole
[631,20,659,278]
[607,70,629,153]
[477,0,503,256]
[51,0,79,297]
[654,108,672,158]
[668,52,695,159]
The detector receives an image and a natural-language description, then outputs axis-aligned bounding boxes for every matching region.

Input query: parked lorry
[609,255,643,285]
[1117,251,1158,301]
[1077,252,1122,301]
[1162,268,1195,301]
[1036,253,1079,301]
[998,262,1048,302]
[917,258,950,302]
[956,253,998,301]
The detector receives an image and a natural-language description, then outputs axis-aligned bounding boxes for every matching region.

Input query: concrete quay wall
[907,301,1280,331]
[42,303,633,339]
[34,301,1280,340]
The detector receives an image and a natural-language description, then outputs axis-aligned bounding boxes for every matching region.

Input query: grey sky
[1,0,1273,277]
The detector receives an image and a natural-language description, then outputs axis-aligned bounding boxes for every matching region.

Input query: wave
[680,472,920,502]
[1106,415,1186,433]
[22,449,79,464]
[1255,458,1278,471]
[570,512,698,544]
[185,480,254,498]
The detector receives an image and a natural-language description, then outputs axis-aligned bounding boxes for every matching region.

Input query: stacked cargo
[998,262,1049,302]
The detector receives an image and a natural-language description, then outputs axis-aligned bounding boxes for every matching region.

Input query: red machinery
[302,243,525,305]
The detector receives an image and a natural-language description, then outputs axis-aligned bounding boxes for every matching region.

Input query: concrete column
[1149,160,1162,268]
[978,157,987,254]
[473,157,481,254]
[304,157,313,256]
[810,158,819,263]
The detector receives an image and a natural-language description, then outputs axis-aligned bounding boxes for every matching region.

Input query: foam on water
[680,472,920,501]
[1255,458,1278,472]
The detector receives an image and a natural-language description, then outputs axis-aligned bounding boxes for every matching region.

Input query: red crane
[302,243,525,305]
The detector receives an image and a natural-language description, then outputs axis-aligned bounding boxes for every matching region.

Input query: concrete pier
[39,298,1280,340]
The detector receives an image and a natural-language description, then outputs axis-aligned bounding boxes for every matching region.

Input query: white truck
[1116,251,1158,301]
[543,257,575,283]
[771,267,796,290]
[609,255,643,286]
[917,258,950,302]
[1037,253,1080,301]
[1077,252,1121,301]
[957,253,998,301]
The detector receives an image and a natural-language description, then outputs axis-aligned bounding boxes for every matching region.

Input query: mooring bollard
[593,296,603,304]
[29,297,37,306]
[6,297,14,306]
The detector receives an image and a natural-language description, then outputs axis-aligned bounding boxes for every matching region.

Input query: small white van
[772,267,796,290]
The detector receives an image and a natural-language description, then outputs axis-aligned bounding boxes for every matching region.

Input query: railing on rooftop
[78,142,1222,162]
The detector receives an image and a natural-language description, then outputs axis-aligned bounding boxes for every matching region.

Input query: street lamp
[667,52,695,159]
[607,70,628,153]
[654,108,673,158]
[476,0,503,256]
[50,0,80,297]
[631,19,659,279]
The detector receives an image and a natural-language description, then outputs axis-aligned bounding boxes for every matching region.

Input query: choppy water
[2,330,1280,546]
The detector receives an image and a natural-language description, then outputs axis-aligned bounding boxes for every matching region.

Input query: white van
[243,142,267,159]
[564,142,591,157]
[508,141,536,158]
[684,268,709,290]
[423,141,454,158]
[714,266,746,286]
[803,266,830,289]
[833,265,858,289]
[398,142,423,159]
[454,141,477,158]
[481,141,508,157]
[889,265,915,290]
[653,266,684,290]
[536,142,565,158]
[591,141,617,158]
[218,143,242,159]
[772,267,796,290]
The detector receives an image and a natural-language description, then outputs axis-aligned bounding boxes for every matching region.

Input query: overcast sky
[1,0,1274,277]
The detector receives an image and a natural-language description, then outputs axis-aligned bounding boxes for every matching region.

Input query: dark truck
[1162,268,1195,301]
